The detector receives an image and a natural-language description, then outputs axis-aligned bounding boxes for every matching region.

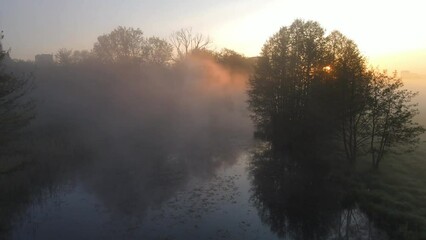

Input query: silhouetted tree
[93,26,145,64]
[92,26,172,65]
[55,48,73,65]
[248,20,424,169]
[170,28,211,61]
[215,48,252,73]
[144,37,173,65]
[0,31,5,60]
[248,143,380,240]
[368,70,425,169]
[71,50,92,64]
[0,33,33,145]
[248,19,331,146]
[326,31,370,163]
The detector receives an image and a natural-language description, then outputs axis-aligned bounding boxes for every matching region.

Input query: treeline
[0,26,256,175]
[247,20,426,239]
[248,19,424,170]
[0,26,255,237]
[50,26,252,72]
[0,26,254,152]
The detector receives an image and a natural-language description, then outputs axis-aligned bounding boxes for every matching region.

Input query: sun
[323,65,332,73]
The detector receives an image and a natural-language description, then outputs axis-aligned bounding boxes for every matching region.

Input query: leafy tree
[93,26,172,65]
[368,70,425,169]
[325,31,370,163]
[248,20,424,169]
[248,19,330,146]
[93,26,145,64]
[215,48,251,73]
[71,50,92,64]
[0,32,33,144]
[55,48,73,65]
[143,37,173,65]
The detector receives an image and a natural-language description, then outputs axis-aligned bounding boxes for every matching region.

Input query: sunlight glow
[213,0,426,67]
[323,66,332,73]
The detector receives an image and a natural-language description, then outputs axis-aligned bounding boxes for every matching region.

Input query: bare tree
[170,28,211,61]
[368,70,425,170]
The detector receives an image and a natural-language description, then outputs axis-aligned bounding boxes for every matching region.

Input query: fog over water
[0,51,394,239]
[1,14,426,239]
[34,55,253,193]
[1,53,395,239]
[2,54,262,239]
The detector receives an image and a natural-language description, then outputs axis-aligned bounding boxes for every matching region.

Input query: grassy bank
[355,144,426,239]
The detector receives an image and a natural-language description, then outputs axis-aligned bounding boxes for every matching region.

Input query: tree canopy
[248,19,424,169]
[0,33,33,144]
[92,26,172,65]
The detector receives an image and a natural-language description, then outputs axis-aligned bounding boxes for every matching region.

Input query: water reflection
[249,143,388,240]
[1,117,253,239]
[79,136,249,219]
[1,54,414,239]
[1,58,255,239]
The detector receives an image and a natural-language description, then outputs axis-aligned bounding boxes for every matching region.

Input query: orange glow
[185,54,249,93]
[323,65,332,73]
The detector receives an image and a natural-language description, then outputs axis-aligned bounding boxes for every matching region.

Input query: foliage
[367,70,425,169]
[93,26,145,64]
[0,33,34,145]
[55,48,73,65]
[248,19,424,170]
[71,50,92,64]
[326,31,371,163]
[248,23,426,235]
[92,26,172,65]
[249,20,337,146]
[215,48,252,73]
[144,37,173,65]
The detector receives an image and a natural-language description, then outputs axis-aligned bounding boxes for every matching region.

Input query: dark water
[5,65,426,240]
[4,145,387,240]
[8,153,269,239]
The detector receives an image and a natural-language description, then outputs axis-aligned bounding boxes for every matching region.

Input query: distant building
[35,54,54,65]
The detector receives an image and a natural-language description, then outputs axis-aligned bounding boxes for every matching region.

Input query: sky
[1,0,425,72]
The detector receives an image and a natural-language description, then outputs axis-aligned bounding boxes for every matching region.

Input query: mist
[29,53,252,208]
[1,15,426,240]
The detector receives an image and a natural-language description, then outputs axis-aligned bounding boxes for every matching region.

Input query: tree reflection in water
[249,142,388,240]
[0,56,254,239]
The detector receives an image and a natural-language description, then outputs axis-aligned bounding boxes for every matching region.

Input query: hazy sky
[1,0,425,71]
